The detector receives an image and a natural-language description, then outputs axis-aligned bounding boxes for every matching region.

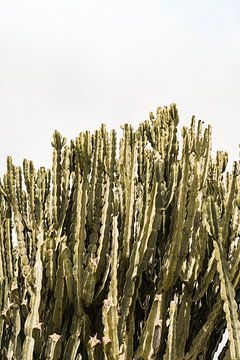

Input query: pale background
[1,0,239,356]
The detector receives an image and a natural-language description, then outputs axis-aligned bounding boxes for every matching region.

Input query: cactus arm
[72,170,85,314]
[214,239,240,360]
[93,254,111,303]
[87,334,101,360]
[184,299,222,360]
[193,251,216,302]
[186,218,240,360]
[61,242,74,303]
[87,131,100,228]
[230,234,240,289]
[62,314,81,360]
[134,293,166,359]
[192,163,238,301]
[186,196,240,360]
[51,131,66,226]
[119,173,158,343]
[174,285,192,359]
[94,131,115,282]
[163,300,177,360]
[7,247,22,360]
[52,246,65,333]
[200,125,211,189]
[138,160,178,276]
[192,204,216,301]
[83,128,115,309]
[15,166,24,216]
[22,159,37,236]
[209,200,240,358]
[22,233,43,360]
[6,157,32,284]
[178,148,201,281]
[137,170,158,267]
[121,276,141,359]
[121,134,136,267]
[7,304,21,360]
[45,233,57,291]
[82,255,98,307]
[45,333,62,360]
[183,211,208,286]
[193,252,217,301]
[159,133,189,292]
[56,145,70,239]
[3,207,14,284]
[161,161,178,211]
[35,169,44,229]
[28,162,37,253]
[178,120,210,286]
[222,162,238,247]
[82,132,104,306]
[102,202,120,360]
[0,226,7,348]
[118,230,141,344]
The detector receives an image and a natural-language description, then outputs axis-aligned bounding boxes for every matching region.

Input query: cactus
[0,104,240,359]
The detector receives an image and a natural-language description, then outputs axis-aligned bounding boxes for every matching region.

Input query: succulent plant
[0,104,239,359]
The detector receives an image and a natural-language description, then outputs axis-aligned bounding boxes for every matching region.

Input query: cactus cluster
[0,104,240,359]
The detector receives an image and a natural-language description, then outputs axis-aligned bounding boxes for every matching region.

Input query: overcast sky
[0,0,240,176]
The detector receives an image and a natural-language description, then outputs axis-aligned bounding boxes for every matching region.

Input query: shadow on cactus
[0,104,240,359]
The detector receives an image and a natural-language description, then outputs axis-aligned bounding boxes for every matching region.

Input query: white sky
[0,0,240,176]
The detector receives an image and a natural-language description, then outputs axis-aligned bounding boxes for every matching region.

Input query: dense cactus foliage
[0,104,240,359]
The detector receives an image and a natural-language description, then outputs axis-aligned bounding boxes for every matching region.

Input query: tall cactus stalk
[0,103,240,359]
